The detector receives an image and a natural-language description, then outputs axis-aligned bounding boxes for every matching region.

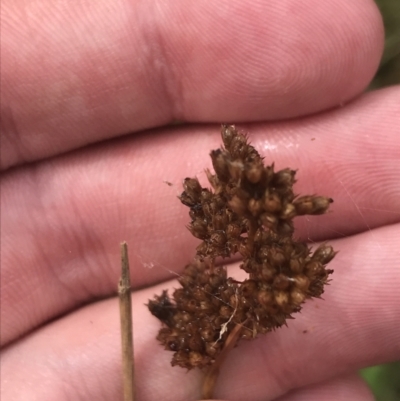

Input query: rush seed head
[148,125,335,370]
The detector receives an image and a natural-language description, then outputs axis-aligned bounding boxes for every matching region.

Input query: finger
[2,224,399,401]
[275,373,374,401]
[2,86,400,346]
[205,374,374,401]
[1,0,383,169]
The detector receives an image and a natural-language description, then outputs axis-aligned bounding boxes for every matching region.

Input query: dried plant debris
[148,125,336,371]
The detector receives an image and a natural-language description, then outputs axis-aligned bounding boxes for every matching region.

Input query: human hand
[1,1,399,400]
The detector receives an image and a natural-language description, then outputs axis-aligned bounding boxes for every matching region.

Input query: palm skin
[1,1,399,400]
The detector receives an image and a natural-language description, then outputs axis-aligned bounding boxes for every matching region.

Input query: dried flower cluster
[148,125,335,371]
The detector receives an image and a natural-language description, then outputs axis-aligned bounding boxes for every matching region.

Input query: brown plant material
[147,125,336,396]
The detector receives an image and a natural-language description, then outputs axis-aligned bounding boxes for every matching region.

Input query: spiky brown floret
[148,125,335,369]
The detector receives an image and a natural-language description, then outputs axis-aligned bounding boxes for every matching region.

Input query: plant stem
[118,242,135,401]
[202,322,245,399]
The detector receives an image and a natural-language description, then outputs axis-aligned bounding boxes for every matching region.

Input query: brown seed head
[148,125,335,371]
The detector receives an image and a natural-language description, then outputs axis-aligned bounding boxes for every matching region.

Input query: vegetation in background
[370,0,400,88]
[362,2,400,400]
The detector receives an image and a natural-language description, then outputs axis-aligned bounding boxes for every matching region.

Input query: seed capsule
[293,275,310,291]
[167,338,180,351]
[257,290,273,307]
[147,290,175,325]
[291,288,306,305]
[277,221,294,236]
[264,192,282,212]
[201,327,215,342]
[245,163,263,183]
[230,136,248,159]
[275,291,289,307]
[210,231,227,247]
[228,160,245,181]
[200,301,213,311]
[294,196,333,215]
[219,305,233,319]
[268,247,286,267]
[192,287,206,301]
[171,350,189,368]
[183,177,202,197]
[209,274,223,288]
[305,260,323,277]
[290,257,304,273]
[196,242,208,256]
[212,213,228,231]
[226,223,241,238]
[248,198,263,216]
[238,240,251,257]
[228,195,247,215]
[179,191,197,207]
[241,259,254,273]
[221,124,236,148]
[313,244,337,264]
[189,351,205,367]
[273,274,291,290]
[280,203,296,220]
[189,219,208,239]
[182,298,197,313]
[205,168,219,189]
[210,149,230,181]
[274,168,296,187]
[260,212,278,231]
[188,334,204,352]
[261,265,276,282]
[241,280,257,297]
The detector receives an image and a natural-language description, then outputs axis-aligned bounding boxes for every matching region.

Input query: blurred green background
[370,0,400,88]
[361,1,400,400]
[361,362,400,401]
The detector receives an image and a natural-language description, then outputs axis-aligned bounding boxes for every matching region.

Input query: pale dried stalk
[118,242,135,401]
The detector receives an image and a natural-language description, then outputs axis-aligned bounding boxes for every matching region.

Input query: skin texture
[1,0,399,400]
